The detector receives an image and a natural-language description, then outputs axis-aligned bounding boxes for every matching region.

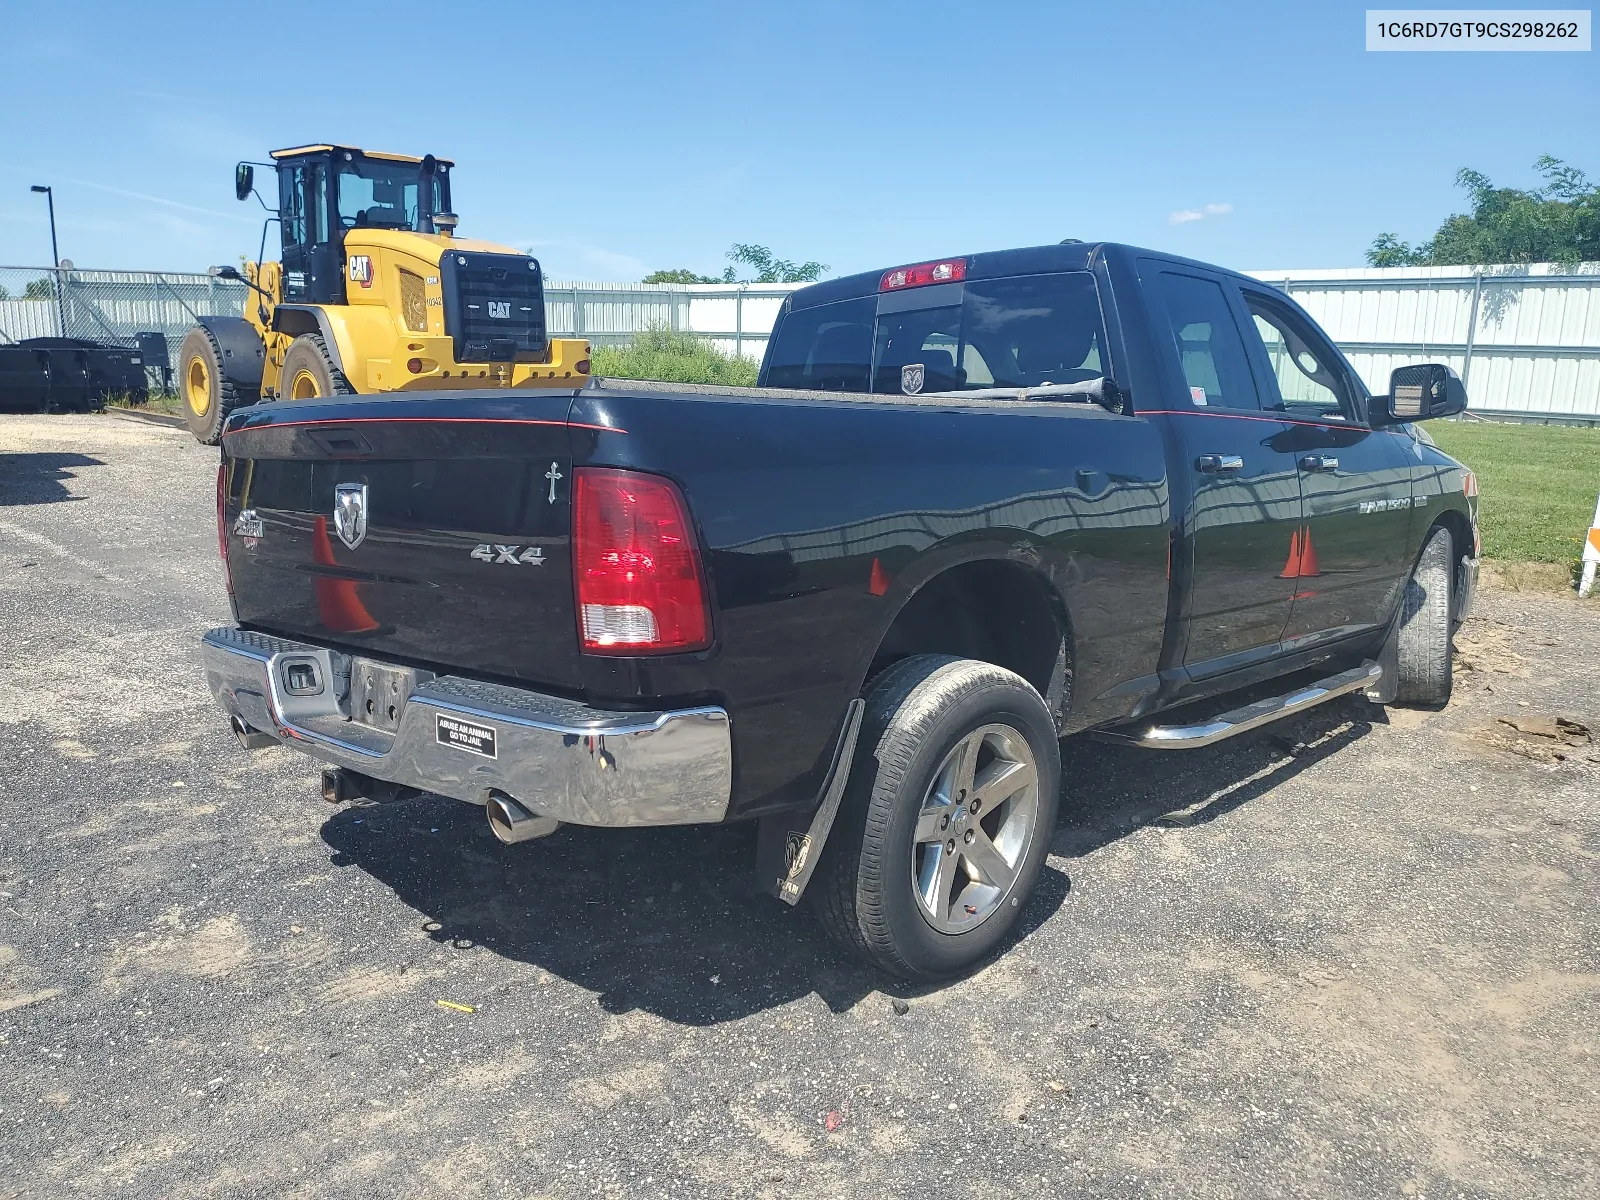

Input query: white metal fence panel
[541,281,803,360]
[1250,263,1600,419]
[0,299,58,340]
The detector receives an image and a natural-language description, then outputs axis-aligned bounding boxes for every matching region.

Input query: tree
[1366,156,1600,268]
[720,243,827,284]
[22,278,55,300]
[642,268,721,284]
[641,245,829,286]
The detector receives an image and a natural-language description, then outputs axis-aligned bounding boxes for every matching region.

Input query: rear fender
[271,305,348,372]
[197,316,266,395]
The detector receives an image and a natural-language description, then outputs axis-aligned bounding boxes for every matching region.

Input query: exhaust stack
[486,791,561,844]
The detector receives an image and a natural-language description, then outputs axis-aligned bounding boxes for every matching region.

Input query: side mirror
[1382,362,1467,423]
[212,265,242,281]
[234,163,254,202]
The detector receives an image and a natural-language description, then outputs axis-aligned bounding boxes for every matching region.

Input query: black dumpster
[0,344,52,412]
[10,337,149,411]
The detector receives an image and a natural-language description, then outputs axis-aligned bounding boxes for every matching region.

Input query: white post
[1580,490,1600,598]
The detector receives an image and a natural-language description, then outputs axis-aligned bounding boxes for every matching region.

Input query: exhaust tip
[486,791,560,844]
[231,715,276,750]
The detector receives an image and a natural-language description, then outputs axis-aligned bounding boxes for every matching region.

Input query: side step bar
[1096,661,1382,751]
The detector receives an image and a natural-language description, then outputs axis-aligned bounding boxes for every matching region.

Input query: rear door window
[1152,271,1262,411]
[763,297,875,391]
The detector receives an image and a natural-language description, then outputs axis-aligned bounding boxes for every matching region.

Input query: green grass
[1428,421,1600,566]
[591,324,759,388]
[105,390,185,417]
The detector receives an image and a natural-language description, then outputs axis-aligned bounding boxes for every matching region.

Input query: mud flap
[1366,618,1400,705]
[755,699,865,906]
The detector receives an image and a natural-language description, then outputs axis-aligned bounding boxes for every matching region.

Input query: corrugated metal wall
[1247,263,1600,419]
[541,281,802,360]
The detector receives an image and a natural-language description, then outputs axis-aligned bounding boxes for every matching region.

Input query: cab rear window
[762,272,1107,395]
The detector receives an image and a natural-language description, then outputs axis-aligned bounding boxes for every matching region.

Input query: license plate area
[350,658,435,733]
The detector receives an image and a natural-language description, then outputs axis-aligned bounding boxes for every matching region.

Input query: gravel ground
[2,413,1597,1200]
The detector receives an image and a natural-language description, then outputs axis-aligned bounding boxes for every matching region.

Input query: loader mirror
[234,163,254,202]
[213,265,242,281]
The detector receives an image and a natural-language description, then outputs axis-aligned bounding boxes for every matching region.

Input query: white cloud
[1169,202,1233,225]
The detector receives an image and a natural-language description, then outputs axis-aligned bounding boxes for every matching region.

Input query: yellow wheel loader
[177,145,590,443]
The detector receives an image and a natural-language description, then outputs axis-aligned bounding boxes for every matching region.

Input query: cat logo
[348,255,373,288]
[487,301,511,320]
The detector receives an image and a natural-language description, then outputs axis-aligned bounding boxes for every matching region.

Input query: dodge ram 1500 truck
[203,241,1478,979]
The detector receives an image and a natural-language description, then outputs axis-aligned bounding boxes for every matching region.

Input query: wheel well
[274,308,322,339]
[868,559,1071,719]
[1432,509,1471,563]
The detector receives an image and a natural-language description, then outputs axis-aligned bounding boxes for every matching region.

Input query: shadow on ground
[0,452,105,506]
[321,695,1376,1025]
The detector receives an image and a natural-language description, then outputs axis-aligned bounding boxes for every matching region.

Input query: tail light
[573,468,709,654]
[216,462,233,593]
[880,258,966,292]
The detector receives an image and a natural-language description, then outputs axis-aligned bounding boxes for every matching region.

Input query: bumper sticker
[436,713,498,759]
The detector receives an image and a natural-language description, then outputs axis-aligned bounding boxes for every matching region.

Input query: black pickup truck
[203,241,1478,979]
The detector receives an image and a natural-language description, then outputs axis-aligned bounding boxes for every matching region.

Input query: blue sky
[1,0,1594,279]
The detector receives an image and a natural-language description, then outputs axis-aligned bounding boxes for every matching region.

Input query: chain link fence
[0,267,250,387]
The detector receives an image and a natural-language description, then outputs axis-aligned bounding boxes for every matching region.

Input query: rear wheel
[1394,525,1454,707]
[814,655,1061,980]
[279,334,353,401]
[178,326,245,445]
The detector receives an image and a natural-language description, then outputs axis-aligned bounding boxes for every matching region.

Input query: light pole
[30,185,66,337]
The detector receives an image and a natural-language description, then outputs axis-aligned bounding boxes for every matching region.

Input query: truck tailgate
[220,394,587,690]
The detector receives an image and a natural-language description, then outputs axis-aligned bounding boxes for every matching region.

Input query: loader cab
[268,145,453,306]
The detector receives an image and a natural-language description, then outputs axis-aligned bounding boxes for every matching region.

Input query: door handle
[1195,453,1244,474]
[1299,454,1339,473]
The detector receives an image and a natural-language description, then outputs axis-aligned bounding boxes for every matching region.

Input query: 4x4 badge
[471,544,545,566]
[333,483,368,550]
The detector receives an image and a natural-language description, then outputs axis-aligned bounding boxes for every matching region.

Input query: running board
[1095,661,1382,750]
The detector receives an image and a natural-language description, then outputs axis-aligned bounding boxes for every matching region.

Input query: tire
[1394,524,1454,707]
[813,655,1062,981]
[178,326,247,445]
[279,333,354,401]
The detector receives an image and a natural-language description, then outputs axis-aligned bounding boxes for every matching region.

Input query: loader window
[281,162,330,247]
[336,159,446,232]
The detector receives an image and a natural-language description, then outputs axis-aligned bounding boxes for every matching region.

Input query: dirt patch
[1453,616,1534,685]
[1467,712,1599,765]
[1478,560,1584,595]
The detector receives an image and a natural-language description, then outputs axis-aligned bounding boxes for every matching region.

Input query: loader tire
[280,334,354,401]
[179,326,248,445]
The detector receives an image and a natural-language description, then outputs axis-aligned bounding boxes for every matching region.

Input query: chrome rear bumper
[201,627,732,826]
